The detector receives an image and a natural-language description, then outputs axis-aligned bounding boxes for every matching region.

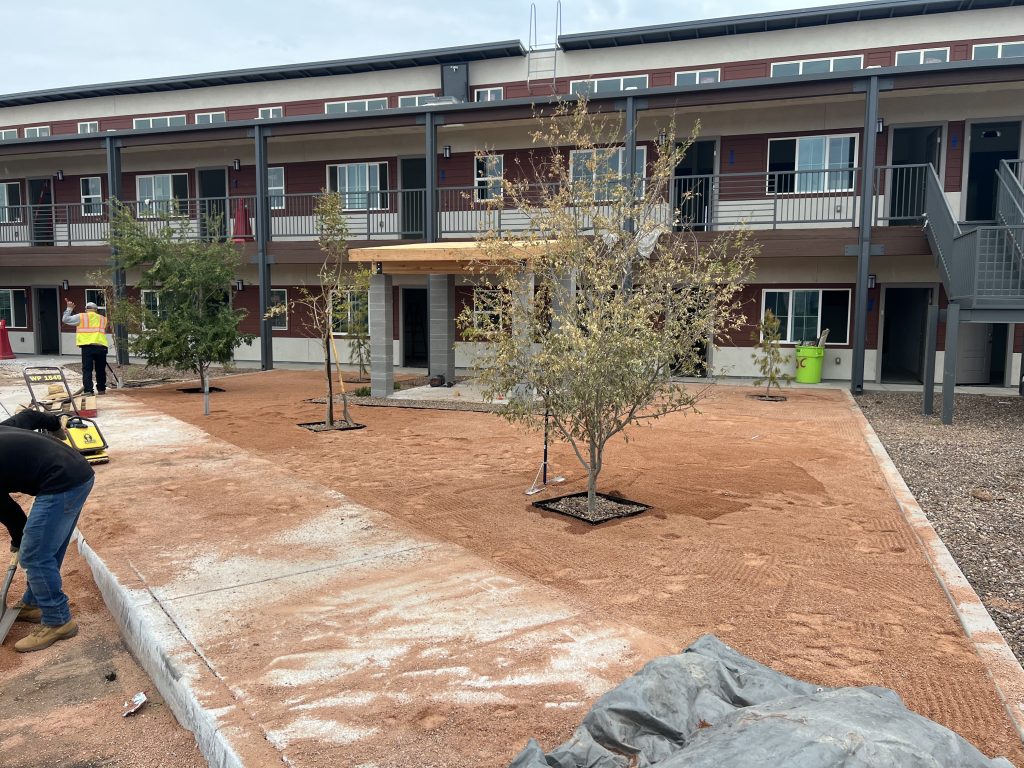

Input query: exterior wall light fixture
[56,170,64,181]
[61,279,69,291]
[234,279,244,292]
[232,158,241,171]
[442,145,452,158]
[867,274,877,289]
[875,118,884,134]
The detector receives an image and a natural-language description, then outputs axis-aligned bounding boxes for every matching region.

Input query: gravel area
[534,491,651,523]
[308,394,503,413]
[857,392,1024,666]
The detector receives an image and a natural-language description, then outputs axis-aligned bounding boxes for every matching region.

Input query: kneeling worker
[63,299,110,396]
[0,413,95,652]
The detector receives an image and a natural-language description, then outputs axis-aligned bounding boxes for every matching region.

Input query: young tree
[108,201,254,415]
[458,100,757,517]
[752,309,793,399]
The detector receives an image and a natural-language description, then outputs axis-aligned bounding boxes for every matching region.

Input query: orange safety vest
[76,311,109,347]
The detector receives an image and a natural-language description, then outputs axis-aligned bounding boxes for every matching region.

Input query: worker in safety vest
[62,300,110,395]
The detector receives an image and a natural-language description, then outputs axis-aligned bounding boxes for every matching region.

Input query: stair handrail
[995,159,1024,272]
[922,163,976,301]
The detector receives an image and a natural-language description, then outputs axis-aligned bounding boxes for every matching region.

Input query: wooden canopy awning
[348,240,553,274]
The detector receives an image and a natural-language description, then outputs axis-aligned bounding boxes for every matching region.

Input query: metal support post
[254,124,273,370]
[104,136,129,365]
[851,75,880,395]
[922,302,939,415]
[424,113,438,243]
[941,302,960,424]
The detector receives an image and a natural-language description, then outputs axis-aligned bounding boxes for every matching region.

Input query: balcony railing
[0,166,963,248]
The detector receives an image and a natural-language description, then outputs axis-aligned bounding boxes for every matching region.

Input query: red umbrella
[231,198,253,242]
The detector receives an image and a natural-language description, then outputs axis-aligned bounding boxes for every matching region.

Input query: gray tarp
[508,635,1014,768]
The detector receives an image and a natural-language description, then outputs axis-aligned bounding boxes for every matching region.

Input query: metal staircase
[526,1,561,94]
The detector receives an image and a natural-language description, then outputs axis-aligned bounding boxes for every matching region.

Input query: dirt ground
[122,370,1024,764]
[0,546,205,768]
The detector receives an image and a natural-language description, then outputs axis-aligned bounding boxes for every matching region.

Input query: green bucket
[795,345,824,384]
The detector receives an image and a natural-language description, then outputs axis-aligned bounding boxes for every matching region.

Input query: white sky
[5,0,869,95]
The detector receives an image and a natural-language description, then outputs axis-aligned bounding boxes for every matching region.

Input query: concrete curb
[75,531,262,768]
[846,391,1024,743]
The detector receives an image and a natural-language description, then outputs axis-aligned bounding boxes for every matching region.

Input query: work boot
[14,619,78,653]
[11,600,41,623]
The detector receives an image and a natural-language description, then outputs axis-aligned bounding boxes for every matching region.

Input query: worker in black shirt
[0,413,95,653]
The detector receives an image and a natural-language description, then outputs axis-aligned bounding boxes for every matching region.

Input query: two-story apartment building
[1,0,1022,420]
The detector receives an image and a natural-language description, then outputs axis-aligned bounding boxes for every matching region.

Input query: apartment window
[85,289,107,312]
[268,167,285,210]
[0,289,27,328]
[140,290,166,328]
[269,288,288,330]
[136,173,189,215]
[570,146,647,201]
[80,177,103,216]
[675,69,720,86]
[78,121,99,134]
[475,155,504,201]
[0,130,16,142]
[258,106,283,120]
[471,288,502,331]
[327,162,389,210]
[324,99,388,114]
[133,115,187,129]
[332,289,368,335]
[767,134,857,194]
[570,75,649,95]
[771,55,862,77]
[23,126,50,138]
[973,41,1024,60]
[0,181,22,223]
[474,87,504,102]
[895,48,949,66]
[195,112,226,124]
[762,289,850,345]
[398,94,435,108]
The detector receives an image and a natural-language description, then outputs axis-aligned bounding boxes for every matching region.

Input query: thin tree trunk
[324,337,334,428]
[201,364,210,416]
[587,440,599,517]
[330,334,352,426]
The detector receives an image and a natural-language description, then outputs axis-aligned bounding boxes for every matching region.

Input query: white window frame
[761,288,851,346]
[0,129,16,142]
[269,288,288,330]
[324,98,389,114]
[23,126,50,138]
[674,69,721,86]
[770,55,863,77]
[78,121,99,134]
[894,48,950,66]
[268,167,285,210]
[80,176,103,217]
[133,115,187,130]
[569,146,647,201]
[474,87,504,102]
[0,181,23,223]
[570,75,649,95]
[475,154,504,201]
[972,41,1024,60]
[140,289,163,329]
[135,172,189,216]
[194,111,226,124]
[471,287,502,330]
[326,162,389,210]
[84,289,107,313]
[397,94,435,108]
[331,288,368,336]
[766,133,858,194]
[258,106,283,120]
[0,289,27,328]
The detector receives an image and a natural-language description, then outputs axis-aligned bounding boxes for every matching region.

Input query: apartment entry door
[402,288,428,367]
[673,140,716,231]
[889,126,941,224]
[28,178,54,246]
[197,168,228,240]
[965,121,1021,221]
[880,287,930,383]
[34,287,60,354]
[400,158,426,238]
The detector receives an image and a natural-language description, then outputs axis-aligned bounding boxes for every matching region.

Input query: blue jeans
[20,476,94,626]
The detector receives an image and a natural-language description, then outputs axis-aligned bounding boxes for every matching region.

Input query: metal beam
[850,74,879,395]
[922,302,939,415]
[623,95,637,237]
[254,123,273,371]
[941,301,960,424]
[104,136,129,366]
[424,113,438,243]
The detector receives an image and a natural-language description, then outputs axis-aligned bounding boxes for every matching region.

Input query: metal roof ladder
[527,1,561,94]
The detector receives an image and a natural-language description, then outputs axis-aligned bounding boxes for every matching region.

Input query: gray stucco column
[922,302,939,416]
[550,272,577,332]
[428,273,456,384]
[941,302,960,425]
[370,272,394,398]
